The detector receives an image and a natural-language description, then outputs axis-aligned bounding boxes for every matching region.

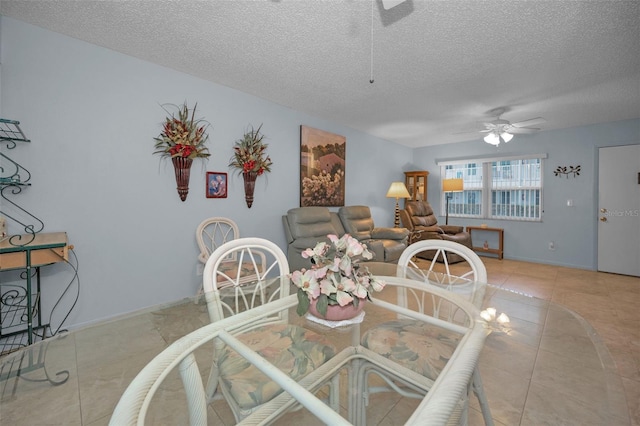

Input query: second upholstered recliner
[399,200,472,263]
[337,205,409,264]
[283,205,410,269]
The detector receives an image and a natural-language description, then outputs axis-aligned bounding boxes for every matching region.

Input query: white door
[597,145,640,276]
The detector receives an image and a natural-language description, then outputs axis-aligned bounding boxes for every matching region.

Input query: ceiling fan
[479,109,546,146]
[381,0,408,10]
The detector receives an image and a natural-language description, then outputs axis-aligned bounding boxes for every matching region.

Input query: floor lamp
[442,178,464,225]
[386,182,411,227]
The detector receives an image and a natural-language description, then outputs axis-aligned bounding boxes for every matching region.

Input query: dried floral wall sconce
[153,102,210,201]
[554,165,581,178]
[229,124,272,208]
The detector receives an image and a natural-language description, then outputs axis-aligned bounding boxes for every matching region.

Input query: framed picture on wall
[206,172,227,198]
[300,125,346,207]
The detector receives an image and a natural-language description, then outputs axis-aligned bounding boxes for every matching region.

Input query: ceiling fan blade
[481,122,501,131]
[381,0,407,9]
[508,127,540,134]
[451,130,479,135]
[512,117,546,128]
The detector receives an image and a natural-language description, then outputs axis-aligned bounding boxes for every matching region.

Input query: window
[444,163,482,217]
[439,154,545,221]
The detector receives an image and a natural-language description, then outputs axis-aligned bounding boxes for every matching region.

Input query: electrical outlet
[548,241,555,251]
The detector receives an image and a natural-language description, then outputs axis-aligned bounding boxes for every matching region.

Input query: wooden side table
[467,226,504,259]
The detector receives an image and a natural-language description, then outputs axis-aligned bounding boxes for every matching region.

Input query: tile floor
[1,258,638,425]
[344,257,640,426]
[212,257,640,425]
[476,257,639,426]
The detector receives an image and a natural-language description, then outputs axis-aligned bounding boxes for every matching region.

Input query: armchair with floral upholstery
[399,201,472,263]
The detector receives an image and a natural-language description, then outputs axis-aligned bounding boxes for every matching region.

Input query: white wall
[0,17,412,329]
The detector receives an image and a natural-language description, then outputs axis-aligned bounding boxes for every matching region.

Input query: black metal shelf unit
[0,118,46,355]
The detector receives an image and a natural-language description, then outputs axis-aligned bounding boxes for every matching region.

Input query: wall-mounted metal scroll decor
[0,118,44,246]
[554,165,581,178]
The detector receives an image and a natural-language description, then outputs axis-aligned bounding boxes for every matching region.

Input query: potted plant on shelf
[290,234,386,321]
[228,124,273,208]
[153,102,210,201]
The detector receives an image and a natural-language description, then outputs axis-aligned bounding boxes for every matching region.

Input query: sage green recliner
[338,205,409,263]
[283,205,410,269]
[282,207,346,271]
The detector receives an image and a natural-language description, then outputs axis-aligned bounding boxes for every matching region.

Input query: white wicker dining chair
[196,217,240,265]
[202,237,339,423]
[359,239,494,425]
[397,239,488,311]
[196,217,267,296]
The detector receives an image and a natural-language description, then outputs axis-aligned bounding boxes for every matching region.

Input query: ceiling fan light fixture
[484,132,500,145]
[477,111,545,146]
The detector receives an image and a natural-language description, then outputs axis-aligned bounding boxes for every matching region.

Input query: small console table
[467,226,504,259]
[0,232,70,351]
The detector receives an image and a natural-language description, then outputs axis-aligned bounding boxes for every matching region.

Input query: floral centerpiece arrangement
[229,124,273,208]
[153,102,210,159]
[291,234,386,318]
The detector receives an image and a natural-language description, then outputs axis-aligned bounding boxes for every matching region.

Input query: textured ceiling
[2,0,639,147]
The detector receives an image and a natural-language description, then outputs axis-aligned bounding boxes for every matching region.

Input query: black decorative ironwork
[0,118,30,145]
[0,277,45,352]
[1,185,44,246]
[0,336,70,396]
[0,153,32,185]
[0,118,43,246]
[554,165,581,178]
[0,119,71,391]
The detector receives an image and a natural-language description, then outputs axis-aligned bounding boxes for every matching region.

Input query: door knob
[600,208,607,213]
[600,217,607,222]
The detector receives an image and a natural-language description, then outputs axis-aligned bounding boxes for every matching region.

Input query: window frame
[437,153,546,222]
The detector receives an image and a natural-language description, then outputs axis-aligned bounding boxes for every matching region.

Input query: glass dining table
[0,263,630,425]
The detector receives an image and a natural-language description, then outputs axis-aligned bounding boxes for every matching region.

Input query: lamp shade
[501,132,514,143]
[484,132,500,145]
[484,131,514,145]
[442,178,464,192]
[386,182,411,198]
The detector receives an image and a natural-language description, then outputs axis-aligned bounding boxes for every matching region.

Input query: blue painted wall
[412,120,640,269]
[0,18,411,328]
[1,17,638,329]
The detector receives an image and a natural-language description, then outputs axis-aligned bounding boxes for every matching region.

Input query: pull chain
[370,0,375,84]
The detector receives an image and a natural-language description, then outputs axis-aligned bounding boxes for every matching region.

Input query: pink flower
[319,274,354,306]
[301,241,328,259]
[344,235,364,256]
[290,269,320,300]
[292,233,386,317]
[352,281,369,299]
[337,254,352,276]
